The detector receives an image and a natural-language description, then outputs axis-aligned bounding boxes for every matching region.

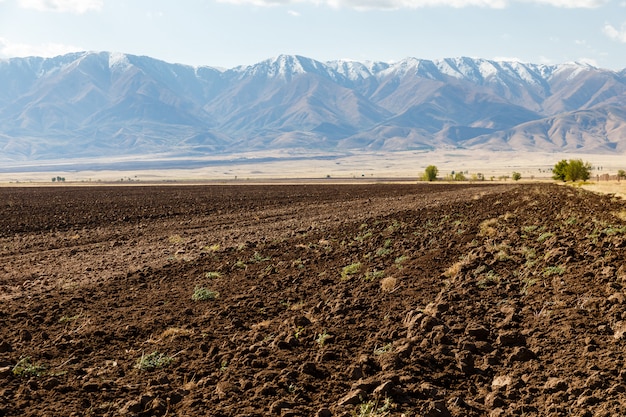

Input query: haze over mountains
[1,51,625,165]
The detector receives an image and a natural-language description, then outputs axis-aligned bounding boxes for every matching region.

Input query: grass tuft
[192,286,219,301]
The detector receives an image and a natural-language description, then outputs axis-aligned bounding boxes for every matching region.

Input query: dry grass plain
[1,150,624,184]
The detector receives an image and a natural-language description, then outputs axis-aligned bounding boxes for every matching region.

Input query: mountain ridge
[1,51,625,163]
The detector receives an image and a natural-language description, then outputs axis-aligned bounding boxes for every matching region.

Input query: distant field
[1,150,624,183]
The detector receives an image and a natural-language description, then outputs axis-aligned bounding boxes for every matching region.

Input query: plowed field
[1,183,626,417]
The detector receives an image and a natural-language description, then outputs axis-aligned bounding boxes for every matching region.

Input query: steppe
[1,182,626,417]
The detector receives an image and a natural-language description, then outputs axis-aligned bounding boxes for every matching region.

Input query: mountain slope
[0,52,625,163]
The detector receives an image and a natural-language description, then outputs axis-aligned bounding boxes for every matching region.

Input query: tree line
[421,159,624,182]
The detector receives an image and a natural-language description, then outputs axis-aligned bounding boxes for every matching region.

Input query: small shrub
[205,271,221,279]
[512,172,522,181]
[192,286,219,301]
[12,357,45,377]
[136,351,173,371]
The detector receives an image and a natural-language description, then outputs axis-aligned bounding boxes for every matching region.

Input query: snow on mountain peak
[108,52,131,71]
[552,61,596,81]
[326,59,374,81]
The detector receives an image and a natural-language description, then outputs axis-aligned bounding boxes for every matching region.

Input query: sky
[0,0,625,70]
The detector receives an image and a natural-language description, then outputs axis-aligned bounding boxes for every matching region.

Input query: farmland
[1,183,626,416]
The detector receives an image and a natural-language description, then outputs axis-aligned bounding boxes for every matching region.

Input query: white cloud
[287,9,301,15]
[603,22,626,42]
[0,37,83,58]
[18,0,103,13]
[217,0,606,9]
[524,0,607,7]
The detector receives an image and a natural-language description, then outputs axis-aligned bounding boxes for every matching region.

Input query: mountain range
[1,52,625,164]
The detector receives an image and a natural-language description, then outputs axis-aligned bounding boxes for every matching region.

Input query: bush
[422,165,438,181]
[512,172,522,181]
[618,169,626,179]
[552,159,592,182]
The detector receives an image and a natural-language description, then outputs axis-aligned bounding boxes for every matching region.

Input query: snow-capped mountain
[1,51,625,163]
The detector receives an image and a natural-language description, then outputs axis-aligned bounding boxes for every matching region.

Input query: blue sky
[0,0,625,70]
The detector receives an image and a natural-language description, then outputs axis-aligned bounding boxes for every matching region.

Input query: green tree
[512,172,522,181]
[565,159,592,181]
[552,159,592,182]
[618,169,626,179]
[454,172,466,181]
[422,165,438,182]
[552,159,569,181]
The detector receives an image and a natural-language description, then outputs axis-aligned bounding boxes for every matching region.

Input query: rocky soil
[1,183,626,417]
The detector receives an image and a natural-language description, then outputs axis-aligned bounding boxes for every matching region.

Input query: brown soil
[1,183,626,417]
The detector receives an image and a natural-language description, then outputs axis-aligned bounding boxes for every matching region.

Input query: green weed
[250,252,271,263]
[316,331,331,347]
[12,357,45,377]
[364,269,386,281]
[191,286,219,301]
[537,232,554,242]
[341,262,362,280]
[543,266,565,277]
[477,270,500,289]
[373,343,393,355]
[135,351,174,371]
[354,398,394,417]
[394,255,409,268]
[59,313,82,323]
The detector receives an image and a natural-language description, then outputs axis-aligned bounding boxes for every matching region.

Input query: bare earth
[1,183,626,417]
